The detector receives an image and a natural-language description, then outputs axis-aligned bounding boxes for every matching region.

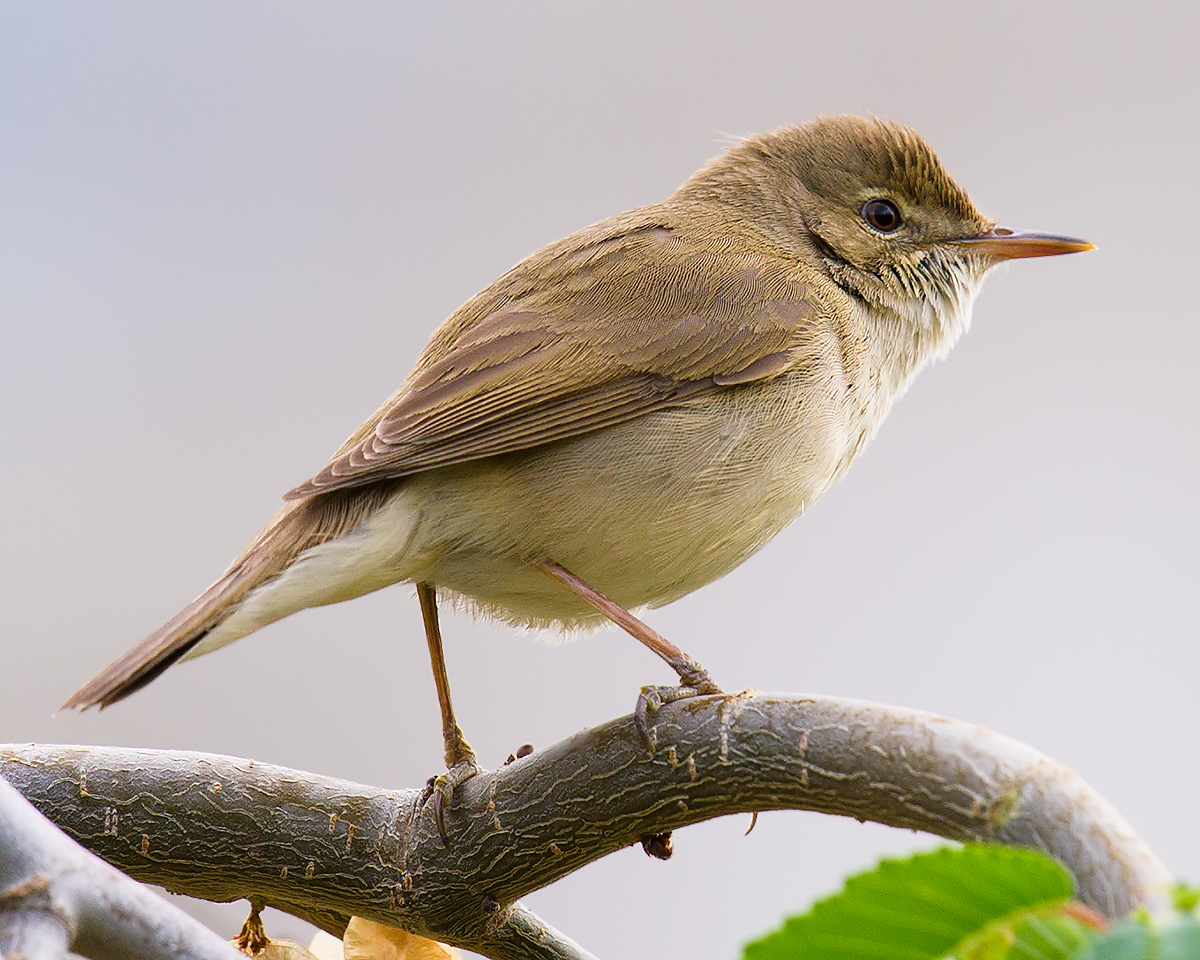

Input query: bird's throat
[860,254,988,406]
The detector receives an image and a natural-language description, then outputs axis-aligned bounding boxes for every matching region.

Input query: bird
[63,114,1091,810]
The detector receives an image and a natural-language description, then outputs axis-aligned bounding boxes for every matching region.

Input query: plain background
[2,3,1197,958]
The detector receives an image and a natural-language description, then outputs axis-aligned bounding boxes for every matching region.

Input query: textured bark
[1,694,1171,959]
[0,775,246,960]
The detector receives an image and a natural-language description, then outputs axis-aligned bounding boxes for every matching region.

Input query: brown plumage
[62,115,1090,716]
[64,482,401,708]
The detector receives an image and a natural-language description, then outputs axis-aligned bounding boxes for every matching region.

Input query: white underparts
[182,491,424,660]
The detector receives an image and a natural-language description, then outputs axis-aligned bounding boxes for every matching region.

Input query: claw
[634,686,663,752]
[634,677,723,756]
[420,757,482,845]
[431,783,449,843]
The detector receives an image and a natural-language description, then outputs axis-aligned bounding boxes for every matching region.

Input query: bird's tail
[59,484,388,711]
[59,566,259,711]
[60,499,315,711]
[62,480,409,712]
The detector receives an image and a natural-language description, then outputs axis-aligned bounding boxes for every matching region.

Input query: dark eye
[861,198,902,233]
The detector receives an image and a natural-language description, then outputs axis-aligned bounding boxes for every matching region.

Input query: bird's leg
[417,581,480,841]
[532,559,720,692]
[533,559,722,751]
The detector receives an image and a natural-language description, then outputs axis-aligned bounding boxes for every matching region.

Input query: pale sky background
[2,3,1197,958]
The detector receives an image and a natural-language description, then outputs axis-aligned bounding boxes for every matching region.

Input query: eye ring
[861,198,902,233]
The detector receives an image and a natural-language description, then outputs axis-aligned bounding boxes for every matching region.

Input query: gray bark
[1,693,1171,959]
[0,775,246,960]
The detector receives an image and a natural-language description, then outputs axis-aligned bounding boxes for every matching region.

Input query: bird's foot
[634,664,722,755]
[421,753,482,845]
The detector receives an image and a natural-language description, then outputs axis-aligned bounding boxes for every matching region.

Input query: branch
[1,693,1171,959]
[0,774,246,960]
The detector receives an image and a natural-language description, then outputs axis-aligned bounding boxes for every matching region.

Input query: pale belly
[194,374,864,657]
[393,375,859,629]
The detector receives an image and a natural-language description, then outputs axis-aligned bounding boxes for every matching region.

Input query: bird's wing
[286,224,817,498]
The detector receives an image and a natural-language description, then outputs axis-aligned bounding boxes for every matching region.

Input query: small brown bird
[64,115,1090,801]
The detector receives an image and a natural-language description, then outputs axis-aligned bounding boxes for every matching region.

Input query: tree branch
[0,775,246,960]
[1,693,1171,959]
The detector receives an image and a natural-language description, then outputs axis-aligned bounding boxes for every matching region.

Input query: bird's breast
[391,368,872,630]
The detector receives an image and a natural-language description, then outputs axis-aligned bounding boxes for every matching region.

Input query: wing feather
[286,224,817,499]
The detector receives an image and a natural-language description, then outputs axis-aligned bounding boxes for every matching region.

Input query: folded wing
[288,225,817,498]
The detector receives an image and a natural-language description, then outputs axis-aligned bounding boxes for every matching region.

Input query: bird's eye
[861,198,902,233]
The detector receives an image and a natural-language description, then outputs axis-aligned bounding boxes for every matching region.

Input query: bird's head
[683,114,1091,352]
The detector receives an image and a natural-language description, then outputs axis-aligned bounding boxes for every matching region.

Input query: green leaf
[1076,908,1200,960]
[1171,885,1199,914]
[958,906,1100,960]
[741,844,1077,960]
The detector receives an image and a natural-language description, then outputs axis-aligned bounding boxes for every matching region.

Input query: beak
[950,228,1094,261]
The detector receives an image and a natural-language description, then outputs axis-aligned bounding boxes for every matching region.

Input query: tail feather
[61,500,308,711]
[59,568,251,710]
[61,482,404,712]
